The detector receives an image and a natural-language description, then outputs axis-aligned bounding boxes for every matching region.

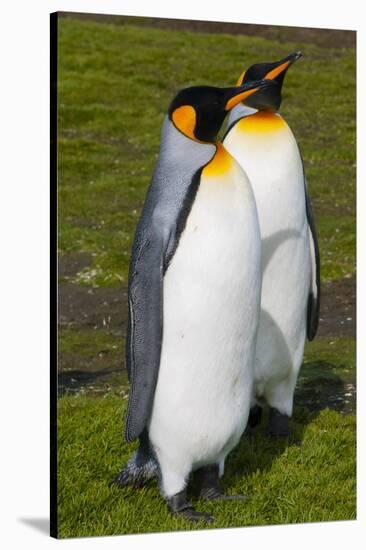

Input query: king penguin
[223,52,320,437]
[112,80,272,522]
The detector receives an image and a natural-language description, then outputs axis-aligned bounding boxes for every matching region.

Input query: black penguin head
[237,51,302,112]
[168,80,273,143]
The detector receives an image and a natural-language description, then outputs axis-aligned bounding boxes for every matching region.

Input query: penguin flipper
[304,180,320,341]
[123,117,216,444]
[124,213,168,444]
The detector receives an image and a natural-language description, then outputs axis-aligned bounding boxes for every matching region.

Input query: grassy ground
[56,15,356,538]
[58,397,356,538]
[58,17,356,287]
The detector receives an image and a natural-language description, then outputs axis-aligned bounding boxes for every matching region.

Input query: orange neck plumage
[236,110,286,134]
[202,142,234,178]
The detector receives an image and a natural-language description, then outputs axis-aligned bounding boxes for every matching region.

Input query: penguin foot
[268,407,290,438]
[200,487,247,501]
[111,466,144,488]
[194,464,247,501]
[248,405,263,429]
[174,507,215,523]
[111,451,159,489]
[167,489,214,523]
[245,404,263,436]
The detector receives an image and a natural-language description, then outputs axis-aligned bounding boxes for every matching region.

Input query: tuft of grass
[58,17,356,287]
[57,396,356,538]
[59,327,123,358]
[298,337,356,412]
[58,327,128,397]
[303,337,355,373]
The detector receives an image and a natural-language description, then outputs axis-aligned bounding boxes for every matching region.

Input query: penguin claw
[167,489,214,523]
[200,487,247,501]
[111,448,159,489]
[194,464,246,502]
[268,407,290,438]
[110,467,145,489]
[174,508,215,523]
[111,462,157,489]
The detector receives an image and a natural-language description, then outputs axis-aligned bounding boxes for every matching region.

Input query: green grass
[299,337,356,412]
[303,336,356,377]
[58,331,355,400]
[58,17,356,287]
[59,327,123,358]
[57,334,356,537]
[57,396,356,538]
[58,327,128,397]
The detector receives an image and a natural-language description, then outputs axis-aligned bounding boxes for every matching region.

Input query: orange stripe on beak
[225,87,260,111]
[265,60,291,80]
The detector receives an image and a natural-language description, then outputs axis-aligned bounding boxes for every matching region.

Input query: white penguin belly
[148,159,261,475]
[224,116,311,414]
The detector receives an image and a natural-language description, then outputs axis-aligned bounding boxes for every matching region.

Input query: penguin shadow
[58,367,121,396]
[296,359,354,415]
[261,228,303,273]
[218,228,312,485]
[220,307,300,487]
[223,362,350,491]
[222,328,350,491]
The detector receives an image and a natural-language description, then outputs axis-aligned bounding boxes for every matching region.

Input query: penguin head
[236,51,302,112]
[168,80,273,143]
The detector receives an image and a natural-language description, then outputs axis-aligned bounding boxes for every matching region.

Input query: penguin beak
[224,80,274,111]
[264,51,302,80]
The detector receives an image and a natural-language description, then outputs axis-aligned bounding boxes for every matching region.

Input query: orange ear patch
[236,111,286,133]
[203,142,234,178]
[171,105,197,140]
[236,70,246,86]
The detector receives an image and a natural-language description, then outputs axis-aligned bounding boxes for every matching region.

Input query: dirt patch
[57,253,356,409]
[58,362,127,397]
[294,360,356,413]
[58,252,92,279]
[58,270,355,339]
[59,349,122,373]
[318,276,356,338]
[60,12,356,49]
[59,283,128,330]
[296,374,356,414]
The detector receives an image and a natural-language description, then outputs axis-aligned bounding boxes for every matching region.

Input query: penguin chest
[163,150,261,349]
[224,113,306,234]
[224,113,311,374]
[223,115,311,296]
[152,153,261,454]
